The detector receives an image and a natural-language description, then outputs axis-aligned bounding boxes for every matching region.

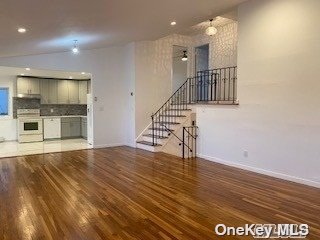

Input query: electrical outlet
[243,150,249,158]
[50,108,54,113]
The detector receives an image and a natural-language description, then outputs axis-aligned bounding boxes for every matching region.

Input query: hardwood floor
[0,147,319,239]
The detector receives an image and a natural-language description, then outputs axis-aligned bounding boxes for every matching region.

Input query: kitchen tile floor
[0,138,92,158]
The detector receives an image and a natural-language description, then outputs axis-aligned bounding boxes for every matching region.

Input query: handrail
[150,66,237,146]
[182,126,198,159]
[161,124,193,152]
[152,78,189,118]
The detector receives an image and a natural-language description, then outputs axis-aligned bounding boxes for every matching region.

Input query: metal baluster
[233,67,236,103]
[228,67,231,101]
[224,68,226,101]
[182,127,185,159]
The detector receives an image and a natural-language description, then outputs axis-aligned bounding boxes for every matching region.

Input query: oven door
[19,118,43,135]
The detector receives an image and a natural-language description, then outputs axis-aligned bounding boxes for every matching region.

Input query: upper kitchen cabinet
[79,81,88,104]
[17,77,40,95]
[68,81,79,104]
[57,80,70,104]
[40,79,58,104]
[57,80,79,104]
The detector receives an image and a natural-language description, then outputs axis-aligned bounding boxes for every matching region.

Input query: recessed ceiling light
[18,28,27,33]
[170,21,177,26]
[25,68,30,71]
[69,76,73,79]
[81,72,85,75]
[20,73,25,76]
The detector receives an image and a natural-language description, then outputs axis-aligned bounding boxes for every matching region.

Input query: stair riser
[142,136,166,145]
[147,130,170,137]
[157,117,185,122]
[136,143,161,152]
[153,123,181,127]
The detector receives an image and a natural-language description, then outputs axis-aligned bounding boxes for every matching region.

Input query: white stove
[17,109,43,143]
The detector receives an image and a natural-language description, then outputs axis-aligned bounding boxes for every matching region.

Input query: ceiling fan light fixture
[205,19,217,36]
[181,50,188,61]
[72,40,79,54]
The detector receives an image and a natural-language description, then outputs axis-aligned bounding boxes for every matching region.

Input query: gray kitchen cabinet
[61,117,81,138]
[17,78,29,94]
[79,81,88,104]
[40,79,58,104]
[57,80,79,104]
[57,80,69,104]
[29,78,40,94]
[61,122,71,138]
[17,77,40,95]
[87,80,91,94]
[81,117,87,139]
[68,81,79,104]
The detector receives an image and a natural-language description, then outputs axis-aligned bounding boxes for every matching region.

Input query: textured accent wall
[192,21,238,70]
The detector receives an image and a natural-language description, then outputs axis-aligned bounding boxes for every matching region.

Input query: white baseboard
[198,154,320,189]
[126,142,136,148]
[93,143,125,148]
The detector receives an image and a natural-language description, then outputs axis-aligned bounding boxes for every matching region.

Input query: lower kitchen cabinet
[81,117,87,139]
[61,117,81,139]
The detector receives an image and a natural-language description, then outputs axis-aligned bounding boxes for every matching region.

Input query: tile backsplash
[40,104,87,116]
[13,98,41,118]
[13,97,87,118]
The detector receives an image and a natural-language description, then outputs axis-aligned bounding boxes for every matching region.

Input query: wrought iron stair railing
[182,126,198,158]
[150,66,237,147]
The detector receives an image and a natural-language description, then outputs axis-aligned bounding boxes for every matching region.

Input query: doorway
[195,44,209,74]
[172,45,188,93]
[195,44,210,101]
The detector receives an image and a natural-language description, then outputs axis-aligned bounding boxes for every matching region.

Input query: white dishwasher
[43,118,61,139]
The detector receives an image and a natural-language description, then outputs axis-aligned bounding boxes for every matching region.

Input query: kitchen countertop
[41,115,87,119]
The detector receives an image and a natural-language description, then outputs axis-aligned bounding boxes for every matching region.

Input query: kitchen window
[0,88,9,116]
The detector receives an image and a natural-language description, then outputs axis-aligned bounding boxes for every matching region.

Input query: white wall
[0,74,17,140]
[0,46,130,147]
[134,35,192,137]
[124,43,136,147]
[197,0,320,187]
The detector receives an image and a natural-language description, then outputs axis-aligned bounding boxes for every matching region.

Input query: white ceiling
[180,16,235,36]
[0,66,91,80]
[0,0,246,57]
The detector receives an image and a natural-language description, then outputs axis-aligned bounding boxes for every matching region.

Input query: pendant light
[181,51,188,61]
[72,40,79,54]
[205,19,217,36]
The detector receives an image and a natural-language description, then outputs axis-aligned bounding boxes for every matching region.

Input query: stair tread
[149,127,174,132]
[168,108,192,111]
[143,134,168,139]
[155,121,180,124]
[137,141,162,146]
[159,115,186,117]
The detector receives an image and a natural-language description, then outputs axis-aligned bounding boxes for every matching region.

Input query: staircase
[136,66,237,157]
